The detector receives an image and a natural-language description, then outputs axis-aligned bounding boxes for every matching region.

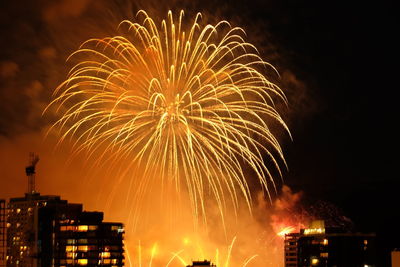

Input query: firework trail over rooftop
[46,10,290,224]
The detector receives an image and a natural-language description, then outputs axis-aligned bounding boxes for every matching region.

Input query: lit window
[111,259,118,264]
[88,225,98,231]
[16,209,21,214]
[78,246,88,252]
[67,239,76,244]
[101,252,110,258]
[78,225,88,232]
[77,259,88,265]
[311,258,319,265]
[66,252,76,258]
[60,226,67,231]
[65,246,76,252]
[103,259,111,264]
[323,239,328,245]
[364,240,368,245]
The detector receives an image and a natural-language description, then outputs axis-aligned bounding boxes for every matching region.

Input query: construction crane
[25,152,39,194]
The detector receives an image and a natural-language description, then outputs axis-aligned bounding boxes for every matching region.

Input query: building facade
[392,249,400,267]
[6,193,124,267]
[284,220,376,267]
[0,199,6,267]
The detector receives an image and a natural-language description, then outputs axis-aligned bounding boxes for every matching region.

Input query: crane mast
[25,152,39,194]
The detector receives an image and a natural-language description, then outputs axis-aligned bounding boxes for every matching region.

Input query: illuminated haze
[0,1,315,266]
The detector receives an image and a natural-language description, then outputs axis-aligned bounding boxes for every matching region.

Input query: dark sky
[253,0,398,264]
[0,0,398,265]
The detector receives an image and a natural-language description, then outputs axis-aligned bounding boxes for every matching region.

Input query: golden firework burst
[46,10,289,222]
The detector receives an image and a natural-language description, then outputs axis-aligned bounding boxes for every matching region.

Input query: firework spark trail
[125,237,257,267]
[45,10,290,223]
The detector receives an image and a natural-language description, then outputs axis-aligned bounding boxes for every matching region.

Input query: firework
[46,10,289,221]
[124,237,257,267]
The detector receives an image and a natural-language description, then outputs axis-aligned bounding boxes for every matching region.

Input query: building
[392,249,400,267]
[186,260,216,267]
[1,199,6,267]
[6,192,125,267]
[4,154,124,267]
[284,220,376,267]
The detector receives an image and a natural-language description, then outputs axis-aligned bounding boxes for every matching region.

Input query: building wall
[392,251,400,267]
[7,198,38,267]
[0,200,6,267]
[284,224,376,267]
[5,194,124,267]
[284,233,299,267]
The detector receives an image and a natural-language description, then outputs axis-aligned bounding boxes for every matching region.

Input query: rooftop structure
[284,220,376,267]
[187,260,217,267]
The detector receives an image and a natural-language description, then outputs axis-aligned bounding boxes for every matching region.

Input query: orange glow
[277,226,296,237]
[0,8,308,267]
[45,9,289,226]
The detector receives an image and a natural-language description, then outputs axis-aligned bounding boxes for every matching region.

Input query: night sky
[0,0,398,265]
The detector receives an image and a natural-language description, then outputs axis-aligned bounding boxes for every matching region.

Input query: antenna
[25,152,39,194]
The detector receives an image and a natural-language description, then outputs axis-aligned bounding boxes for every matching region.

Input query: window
[78,225,88,232]
[66,252,76,258]
[78,246,88,252]
[100,252,110,258]
[77,259,88,265]
[311,258,319,266]
[88,225,98,231]
[65,246,77,252]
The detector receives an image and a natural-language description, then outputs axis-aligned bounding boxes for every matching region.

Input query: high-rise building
[284,220,376,267]
[6,192,124,267]
[4,154,124,267]
[0,199,6,267]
